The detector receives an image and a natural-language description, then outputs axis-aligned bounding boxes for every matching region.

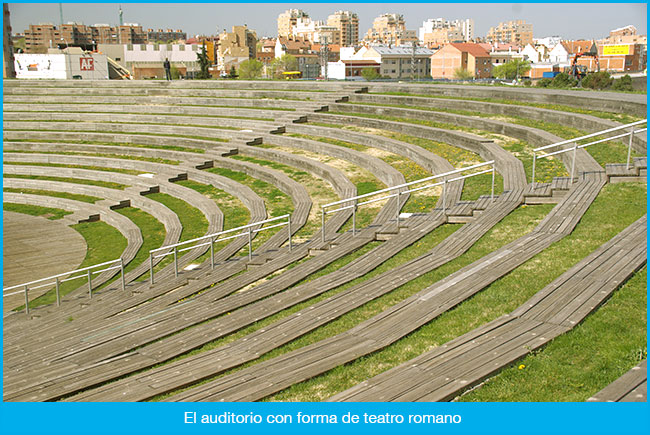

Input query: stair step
[524,183,552,197]
[550,177,572,191]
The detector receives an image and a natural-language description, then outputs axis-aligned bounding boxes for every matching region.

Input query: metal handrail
[148,214,292,284]
[531,120,647,184]
[3,258,126,315]
[321,161,497,241]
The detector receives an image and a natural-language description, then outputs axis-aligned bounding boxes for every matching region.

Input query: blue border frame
[1,2,648,434]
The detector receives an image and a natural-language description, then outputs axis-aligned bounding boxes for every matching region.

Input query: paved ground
[3,211,87,312]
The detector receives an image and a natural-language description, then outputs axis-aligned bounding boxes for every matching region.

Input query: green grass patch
[3,187,102,204]
[266,202,554,401]
[176,179,251,263]
[206,167,292,250]
[3,203,72,220]
[176,180,250,230]
[285,133,369,152]
[4,174,128,190]
[26,221,127,308]
[147,193,208,243]
[459,267,647,402]
[114,207,166,280]
[229,154,340,240]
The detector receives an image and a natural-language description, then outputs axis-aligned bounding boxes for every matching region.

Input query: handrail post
[149,253,155,285]
[571,144,577,183]
[87,269,92,299]
[531,153,537,185]
[442,179,447,214]
[248,227,253,260]
[626,127,635,170]
[321,207,325,243]
[395,190,400,227]
[55,277,61,306]
[120,258,126,292]
[210,236,215,270]
[491,165,496,202]
[173,247,178,278]
[24,285,29,315]
[288,215,292,251]
[352,199,357,236]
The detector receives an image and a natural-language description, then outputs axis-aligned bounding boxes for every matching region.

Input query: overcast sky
[8,3,648,40]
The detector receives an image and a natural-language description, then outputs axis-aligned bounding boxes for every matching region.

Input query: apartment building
[364,13,417,45]
[419,18,474,46]
[277,9,309,38]
[486,20,533,46]
[327,10,359,46]
[147,29,187,43]
[218,25,257,73]
[23,22,148,52]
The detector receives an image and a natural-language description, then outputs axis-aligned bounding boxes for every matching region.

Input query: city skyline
[8,3,648,41]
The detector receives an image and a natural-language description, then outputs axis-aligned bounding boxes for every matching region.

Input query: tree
[270,54,298,78]
[238,59,264,79]
[228,65,238,78]
[195,41,211,79]
[492,59,531,80]
[361,68,380,81]
[453,67,474,80]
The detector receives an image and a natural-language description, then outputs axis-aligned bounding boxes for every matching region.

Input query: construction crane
[568,50,600,81]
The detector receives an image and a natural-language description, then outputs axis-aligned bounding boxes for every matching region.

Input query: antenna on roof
[59,3,64,27]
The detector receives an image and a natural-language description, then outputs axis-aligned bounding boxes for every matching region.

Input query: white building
[534,36,562,48]
[548,43,571,64]
[521,43,550,63]
[14,48,108,79]
[349,44,434,79]
[419,18,474,43]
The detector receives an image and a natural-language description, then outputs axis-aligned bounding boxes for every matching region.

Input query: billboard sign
[603,45,631,56]
[80,57,95,70]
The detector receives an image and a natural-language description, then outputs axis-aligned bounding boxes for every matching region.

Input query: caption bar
[184,411,461,425]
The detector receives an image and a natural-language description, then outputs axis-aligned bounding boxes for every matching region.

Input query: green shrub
[612,74,634,92]
[361,68,380,81]
[550,72,578,88]
[581,71,613,89]
[453,67,474,80]
[536,78,552,88]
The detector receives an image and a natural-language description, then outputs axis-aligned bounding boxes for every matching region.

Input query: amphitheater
[2,79,647,402]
